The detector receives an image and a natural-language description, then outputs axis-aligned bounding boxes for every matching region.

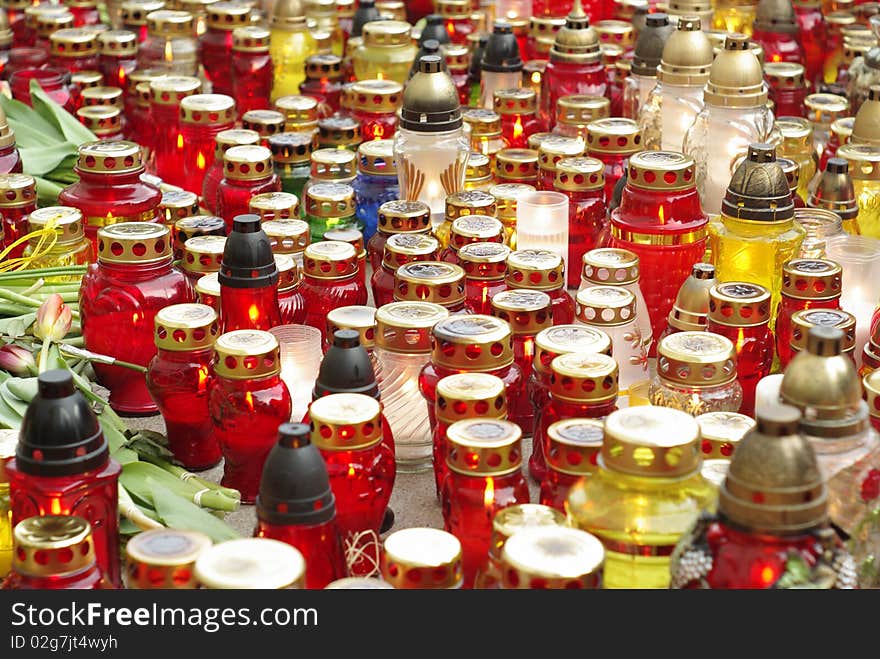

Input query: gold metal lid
[125,529,212,589]
[134,81,153,108]
[755,0,798,32]
[490,182,536,221]
[547,418,604,476]
[274,95,319,127]
[304,53,342,80]
[789,309,856,354]
[362,19,411,47]
[206,1,250,29]
[179,93,236,125]
[719,404,828,534]
[435,372,507,424]
[449,214,503,251]
[34,8,74,37]
[303,240,358,279]
[594,18,634,48]
[182,235,226,275]
[490,504,567,562]
[703,34,768,108]
[534,324,613,376]
[434,0,469,18]
[274,253,298,292]
[149,75,202,105]
[249,192,300,221]
[837,142,880,180]
[242,109,286,139]
[458,242,511,280]
[121,0,166,26]
[381,528,463,590]
[863,370,880,420]
[777,116,813,156]
[309,392,383,450]
[76,139,144,174]
[538,135,586,173]
[500,527,604,589]
[550,0,601,64]
[81,86,124,110]
[707,281,771,327]
[77,105,122,137]
[666,262,716,331]
[154,303,219,351]
[657,16,712,86]
[442,42,470,70]
[506,249,565,291]
[304,182,355,218]
[13,516,96,579]
[656,330,738,387]
[49,27,97,57]
[463,107,502,137]
[70,70,104,91]
[232,25,269,51]
[159,189,199,225]
[807,159,859,219]
[527,132,555,151]
[549,352,618,403]
[27,206,85,246]
[445,418,523,476]
[494,148,539,181]
[349,78,403,115]
[213,330,281,380]
[580,248,639,285]
[763,61,805,90]
[575,285,636,327]
[195,272,220,299]
[0,174,36,209]
[394,261,466,307]
[627,150,696,191]
[174,215,225,251]
[214,128,260,157]
[430,314,514,371]
[222,144,273,181]
[374,301,448,353]
[781,259,843,301]
[586,117,642,155]
[445,190,497,221]
[376,200,431,234]
[326,306,376,349]
[490,289,552,335]
[602,405,701,477]
[146,9,194,37]
[804,92,850,126]
[556,95,610,128]
[309,147,356,180]
[466,153,492,182]
[268,131,314,165]
[493,87,537,117]
[195,538,304,589]
[97,222,170,264]
[260,219,310,255]
[382,233,439,270]
[696,411,755,461]
[357,139,396,177]
[317,114,361,147]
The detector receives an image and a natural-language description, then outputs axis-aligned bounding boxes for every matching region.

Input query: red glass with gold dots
[179,94,237,198]
[553,156,606,288]
[459,242,511,315]
[367,199,432,272]
[371,233,439,308]
[585,117,641,207]
[200,2,251,97]
[300,241,366,341]
[148,76,202,188]
[493,88,541,149]
[216,145,281,231]
[540,418,603,512]
[505,249,575,325]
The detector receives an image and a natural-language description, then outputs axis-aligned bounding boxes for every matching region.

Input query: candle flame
[245,391,254,411]
[512,116,524,142]
[771,54,781,63]
[50,498,62,515]
[348,465,356,478]
[735,328,746,355]
[177,133,184,150]
[531,72,542,86]
[196,151,206,170]
[372,123,385,140]
[376,71,384,81]
[164,40,173,62]
[484,476,495,508]
[446,21,455,36]
[522,336,534,362]
[117,67,126,87]
[658,205,665,225]
[197,365,209,390]
[132,311,142,325]
[248,304,260,323]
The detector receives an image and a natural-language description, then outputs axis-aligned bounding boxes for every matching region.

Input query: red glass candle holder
[445,44,471,106]
[201,128,261,215]
[179,93,237,197]
[6,5,36,48]
[435,0,474,45]
[79,223,194,414]
[10,67,73,111]
[300,240,367,342]
[585,117,641,204]
[505,249,575,324]
[371,232,439,307]
[764,62,808,118]
[65,0,100,27]
[539,418,603,512]
[440,418,530,588]
[148,75,202,186]
[393,260,468,314]
[493,87,542,149]
[349,78,402,142]
[309,393,395,577]
[200,2,250,97]
[440,215,505,266]
[123,81,155,156]
[0,173,36,257]
[300,53,345,116]
[553,156,606,287]
[494,148,540,186]
[48,27,98,74]
[147,303,221,470]
[216,145,281,231]
[459,242,511,315]
[324,226,367,289]
[208,330,292,504]
[173,214,227,260]
[367,199,432,272]
[3,48,48,79]
[537,135,585,191]
[275,253,306,324]
[793,0,826,86]
[97,30,138,89]
[231,26,274,115]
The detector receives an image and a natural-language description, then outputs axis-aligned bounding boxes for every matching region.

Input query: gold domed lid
[49,27,97,56]
[377,200,432,234]
[601,406,701,478]
[349,79,403,117]
[223,145,273,181]
[375,301,449,354]
[538,136,586,172]
[445,190,497,221]
[556,95,610,128]
[493,87,537,116]
[500,527,604,589]
[309,393,383,450]
[430,314,514,371]
[789,309,856,354]
[657,16,713,86]
[852,85,880,146]
[76,139,145,174]
[704,34,768,108]
[626,150,696,191]
[393,261,465,307]
[763,61,806,90]
[27,206,84,245]
[179,93,236,126]
[707,281,772,327]
[696,411,755,461]
[97,222,170,264]
[249,192,300,221]
[550,0,601,64]
[666,262,716,331]
[401,55,462,133]
[195,538,304,589]
[261,219,309,254]
[76,105,122,137]
[13,516,96,579]
[804,93,849,127]
[720,404,828,534]
[213,330,281,380]
[81,86,124,110]
[309,148,356,181]
[232,26,270,52]
[807,158,859,220]
[146,9,194,37]
[0,173,36,209]
[182,235,226,275]
[506,249,565,291]
[450,215,503,251]
[125,528,212,589]
[243,109,286,140]
[755,0,798,33]
[490,289,552,335]
[581,248,640,285]
[781,259,843,301]
[534,324,612,376]
[494,148,539,182]
[575,286,636,327]
[357,139,396,177]
[458,242,512,280]
[546,418,604,476]
[382,233,439,270]
[435,372,507,424]
[154,303,219,351]
[554,156,604,192]
[631,12,673,77]
[490,504,567,562]
[549,352,618,403]
[381,528,462,590]
[303,240,358,279]
[585,117,642,155]
[837,142,880,180]
[149,75,202,105]
[326,306,376,349]
[657,330,738,387]
[445,418,523,476]
[722,144,794,222]
[463,108,502,136]
[270,0,307,29]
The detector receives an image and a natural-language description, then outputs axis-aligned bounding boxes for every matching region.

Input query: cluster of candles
[2,0,880,589]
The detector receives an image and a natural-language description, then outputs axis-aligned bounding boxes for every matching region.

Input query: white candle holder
[515,190,570,274]
[269,324,324,422]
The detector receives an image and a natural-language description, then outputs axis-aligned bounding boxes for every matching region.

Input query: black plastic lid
[218,214,279,289]
[352,0,381,37]
[256,423,336,526]
[421,14,451,45]
[469,34,489,81]
[410,38,447,78]
[313,329,379,398]
[15,370,109,477]
[481,21,523,73]
[825,157,848,174]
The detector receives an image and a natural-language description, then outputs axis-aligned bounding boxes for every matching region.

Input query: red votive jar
[4,516,106,590]
[173,214,227,261]
[148,75,203,187]
[553,156,606,287]
[3,47,48,79]
[540,418,603,513]
[300,240,366,341]
[792,0,826,86]
[776,258,842,370]
[121,0,164,44]
[751,5,805,67]
[309,393,395,577]
[367,199,432,272]
[216,145,281,231]
[6,1,36,48]
[608,150,707,349]
[6,370,121,587]
[48,27,98,75]
[440,417,530,589]
[764,62,807,118]
[554,94,610,140]
[440,214,505,266]
[432,371,507,498]
[324,226,367,289]
[348,78,402,142]
[459,241,511,315]
[76,105,122,140]
[585,117,641,204]
[218,214,282,332]
[491,289,553,435]
[527,16,565,62]
[493,87,541,149]
[231,25,273,115]
[0,173,35,257]
[200,1,250,96]
[179,93,237,197]
[146,303,221,470]
[124,81,155,157]
[181,235,226,285]
[372,232,439,306]
[300,54,344,117]
[437,190,498,251]
[64,0,99,27]
[32,7,73,52]
[274,254,306,324]
[97,30,138,89]
[209,329,292,503]
[201,128,261,215]
[58,140,163,254]
[445,43,471,106]
[505,249,575,324]
[196,273,220,312]
[158,189,200,229]
[435,0,473,45]
[537,135,584,190]
[10,67,73,112]
[393,260,467,314]
[79,222,194,413]
[706,282,773,417]
[256,422,345,589]
[493,148,540,186]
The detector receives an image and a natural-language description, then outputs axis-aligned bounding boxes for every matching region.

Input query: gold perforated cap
[377,200,431,234]
[195,538,304,589]
[656,330,737,387]
[435,372,507,424]
[506,249,565,291]
[586,117,642,155]
[575,286,636,327]
[449,215,504,251]
[534,324,613,375]
[445,418,523,476]
[0,174,36,209]
[223,145,274,181]
[538,135,585,172]
[206,1,251,29]
[242,109,286,139]
[309,148,357,180]
[362,19,411,47]
[490,504,567,562]
[430,314,514,371]
[491,289,552,334]
[500,527,604,589]
[146,9,194,37]
[125,528,212,590]
[495,148,539,181]
[490,183,536,220]
[317,114,361,147]
[304,182,355,219]
[547,418,604,476]
[394,261,465,307]
[382,233,439,270]
[182,235,226,275]
[154,303,219,351]
[213,330,281,380]
[581,248,639,285]
[49,27,97,57]
[554,156,604,192]
[275,95,319,128]
[493,87,537,116]
[309,393,383,450]
[76,105,122,137]
[445,190,497,221]
[81,86,124,110]
[707,281,772,327]
[13,516,96,578]
[556,94,610,128]
[27,206,84,245]
[249,192,300,221]
[804,93,850,126]
[149,75,202,105]
[179,93,236,125]
[602,406,701,477]
[232,25,269,51]
[626,150,696,191]
[549,352,618,403]
[763,62,806,90]
[789,309,856,354]
[76,140,144,174]
[97,222,170,264]
[357,139,396,176]
[326,305,376,349]
[374,301,449,353]
[381,528,463,589]
[781,259,842,301]
[303,240,358,279]
[696,411,755,461]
